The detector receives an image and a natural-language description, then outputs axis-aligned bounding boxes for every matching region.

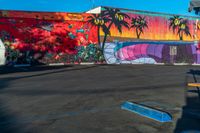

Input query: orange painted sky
[1,10,200,41]
[100,13,200,41]
[0,10,90,21]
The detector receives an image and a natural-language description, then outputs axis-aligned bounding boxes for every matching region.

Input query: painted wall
[102,14,198,41]
[88,7,200,64]
[0,11,104,65]
[1,8,200,65]
[99,7,200,41]
[104,41,200,64]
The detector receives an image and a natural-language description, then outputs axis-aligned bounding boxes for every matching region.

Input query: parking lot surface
[0,65,200,133]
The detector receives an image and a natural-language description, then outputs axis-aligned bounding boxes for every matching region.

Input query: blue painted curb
[121,101,172,122]
[181,131,200,133]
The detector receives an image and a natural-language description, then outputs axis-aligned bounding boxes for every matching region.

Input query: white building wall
[86,7,101,14]
[0,39,6,65]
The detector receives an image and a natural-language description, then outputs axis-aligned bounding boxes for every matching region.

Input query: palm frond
[172,25,177,33]
[144,23,148,28]
[169,18,174,21]
[103,17,112,23]
[138,16,143,19]
[121,21,130,29]
[139,27,144,34]
[185,26,191,36]
[130,25,136,28]
[102,25,110,35]
[117,25,122,34]
[87,16,94,19]
[118,12,130,19]
[86,20,93,26]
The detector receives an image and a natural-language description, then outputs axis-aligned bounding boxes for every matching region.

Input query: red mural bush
[29,23,78,54]
[11,39,32,52]
[0,17,98,64]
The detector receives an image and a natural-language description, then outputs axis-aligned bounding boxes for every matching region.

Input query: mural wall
[104,41,200,64]
[1,7,200,65]
[0,11,104,65]
[86,7,200,64]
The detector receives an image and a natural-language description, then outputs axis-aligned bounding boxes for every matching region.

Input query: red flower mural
[0,14,99,64]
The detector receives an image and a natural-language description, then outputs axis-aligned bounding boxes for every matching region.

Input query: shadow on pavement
[186,69,200,98]
[0,65,100,132]
[0,75,20,133]
[0,64,112,75]
[0,82,183,96]
[174,96,200,133]
[174,69,200,133]
[0,65,72,75]
[0,102,21,133]
[0,65,98,90]
[0,67,25,132]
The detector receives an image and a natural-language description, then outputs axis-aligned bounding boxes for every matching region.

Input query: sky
[0,0,198,17]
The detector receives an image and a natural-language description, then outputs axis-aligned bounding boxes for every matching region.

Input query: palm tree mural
[177,20,191,40]
[87,14,110,46]
[197,21,200,30]
[169,16,191,40]
[131,16,148,39]
[169,16,182,33]
[87,7,130,51]
[101,7,130,51]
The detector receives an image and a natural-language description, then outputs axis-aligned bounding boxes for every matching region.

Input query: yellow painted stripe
[187,83,200,87]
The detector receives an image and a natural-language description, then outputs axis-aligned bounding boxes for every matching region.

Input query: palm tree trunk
[97,26,101,45]
[136,28,140,39]
[178,31,183,40]
[181,31,184,40]
[102,22,114,52]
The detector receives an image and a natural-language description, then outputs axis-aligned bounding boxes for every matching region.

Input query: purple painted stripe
[197,54,200,64]
[155,45,164,58]
[191,45,197,54]
[147,45,155,57]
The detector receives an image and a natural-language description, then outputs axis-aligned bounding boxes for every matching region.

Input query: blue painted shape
[68,32,76,39]
[121,101,172,122]
[114,41,194,52]
[68,25,73,28]
[181,130,200,133]
[76,29,85,33]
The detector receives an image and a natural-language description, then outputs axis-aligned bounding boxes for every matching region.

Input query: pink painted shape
[127,46,135,60]
[122,46,130,60]
[140,44,148,56]
[117,44,148,60]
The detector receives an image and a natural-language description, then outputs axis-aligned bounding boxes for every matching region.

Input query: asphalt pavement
[0,65,200,133]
